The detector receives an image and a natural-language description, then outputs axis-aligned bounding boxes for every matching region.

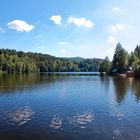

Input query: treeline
[99,43,140,78]
[0,49,102,73]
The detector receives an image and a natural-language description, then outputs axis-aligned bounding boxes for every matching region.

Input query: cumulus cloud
[108,36,117,44]
[50,15,62,25]
[108,24,125,33]
[68,16,94,28]
[8,20,34,32]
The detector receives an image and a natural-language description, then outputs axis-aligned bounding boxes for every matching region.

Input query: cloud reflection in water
[112,128,122,139]
[70,112,94,129]
[110,109,125,121]
[10,106,34,126]
[50,114,63,130]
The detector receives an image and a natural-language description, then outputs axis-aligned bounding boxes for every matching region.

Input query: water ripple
[112,128,123,139]
[70,112,94,129]
[49,114,63,130]
[9,106,34,126]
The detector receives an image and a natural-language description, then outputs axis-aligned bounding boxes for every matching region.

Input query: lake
[0,73,140,140]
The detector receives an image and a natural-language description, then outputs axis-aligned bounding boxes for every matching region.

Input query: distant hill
[0,48,103,73]
[61,57,85,62]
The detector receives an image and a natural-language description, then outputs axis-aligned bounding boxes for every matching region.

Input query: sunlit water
[0,73,140,140]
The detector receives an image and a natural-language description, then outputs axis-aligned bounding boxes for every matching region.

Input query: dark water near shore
[0,73,140,140]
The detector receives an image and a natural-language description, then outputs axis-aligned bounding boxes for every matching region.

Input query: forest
[1,43,140,77]
[0,49,102,73]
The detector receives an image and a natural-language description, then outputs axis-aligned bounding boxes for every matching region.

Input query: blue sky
[0,0,140,59]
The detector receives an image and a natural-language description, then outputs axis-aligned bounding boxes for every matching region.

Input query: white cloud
[58,41,69,54]
[0,28,5,33]
[68,16,94,28]
[37,46,45,49]
[112,6,125,14]
[60,48,67,53]
[8,20,34,32]
[108,36,117,44]
[112,6,120,12]
[57,41,70,54]
[50,15,62,25]
[108,24,125,33]
[58,42,69,45]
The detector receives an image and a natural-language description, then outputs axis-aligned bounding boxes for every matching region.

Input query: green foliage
[112,43,128,73]
[0,48,102,73]
[129,45,140,78]
[129,52,140,70]
[99,56,111,73]
[134,45,140,59]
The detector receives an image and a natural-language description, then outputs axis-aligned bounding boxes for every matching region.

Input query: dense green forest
[0,49,102,73]
[1,43,140,76]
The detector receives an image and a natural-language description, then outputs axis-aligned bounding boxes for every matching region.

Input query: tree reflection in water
[113,76,140,103]
[130,78,140,101]
[113,76,129,104]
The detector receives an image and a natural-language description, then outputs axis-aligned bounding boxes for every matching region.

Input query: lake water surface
[0,73,140,140]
